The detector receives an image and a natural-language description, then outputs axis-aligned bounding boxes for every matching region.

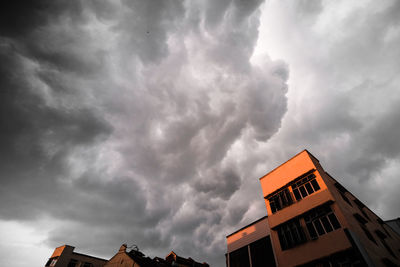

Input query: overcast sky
[1,0,400,266]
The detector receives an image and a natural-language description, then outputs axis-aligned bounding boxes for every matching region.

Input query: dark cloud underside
[0,0,288,266]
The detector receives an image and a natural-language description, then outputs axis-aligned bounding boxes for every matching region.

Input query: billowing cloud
[0,0,288,266]
[255,0,400,220]
[2,0,399,266]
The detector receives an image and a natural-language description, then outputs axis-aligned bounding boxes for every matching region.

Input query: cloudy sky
[1,0,400,266]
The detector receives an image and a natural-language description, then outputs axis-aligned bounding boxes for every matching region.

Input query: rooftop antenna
[127,244,139,252]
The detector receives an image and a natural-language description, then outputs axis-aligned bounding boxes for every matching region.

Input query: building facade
[45,245,107,267]
[226,216,276,267]
[227,150,400,266]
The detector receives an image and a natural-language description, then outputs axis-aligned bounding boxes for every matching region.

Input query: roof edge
[259,149,315,181]
[226,215,268,238]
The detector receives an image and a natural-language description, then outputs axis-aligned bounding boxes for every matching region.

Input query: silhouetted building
[105,244,209,267]
[227,150,400,266]
[44,245,107,267]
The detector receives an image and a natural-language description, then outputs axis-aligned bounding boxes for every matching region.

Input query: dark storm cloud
[0,0,289,266]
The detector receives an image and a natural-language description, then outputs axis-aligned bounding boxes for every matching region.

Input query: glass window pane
[299,186,308,198]
[293,188,302,200]
[306,222,318,239]
[285,228,294,248]
[321,216,333,232]
[314,219,325,236]
[305,183,314,194]
[280,191,287,206]
[311,179,320,191]
[328,213,341,229]
[285,189,293,204]
[229,246,250,267]
[270,201,276,213]
[278,229,288,250]
[274,197,281,210]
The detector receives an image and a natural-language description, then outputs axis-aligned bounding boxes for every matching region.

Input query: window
[353,199,370,221]
[304,205,341,239]
[45,257,59,267]
[354,214,377,245]
[376,230,397,258]
[377,218,392,238]
[291,173,320,201]
[50,258,58,266]
[276,218,306,250]
[268,188,293,213]
[229,246,250,267]
[334,182,353,206]
[83,263,93,267]
[67,259,78,267]
[249,236,276,267]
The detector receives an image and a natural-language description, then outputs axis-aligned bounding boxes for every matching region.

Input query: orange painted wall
[226,217,270,253]
[260,150,318,198]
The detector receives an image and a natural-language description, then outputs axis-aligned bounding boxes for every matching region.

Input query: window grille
[277,218,307,250]
[304,205,341,239]
[291,173,320,201]
[269,188,293,213]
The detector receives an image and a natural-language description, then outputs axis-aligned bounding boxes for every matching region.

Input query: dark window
[376,230,397,258]
[83,263,93,267]
[353,199,370,221]
[304,205,341,239]
[334,182,347,193]
[229,246,250,267]
[291,173,320,201]
[328,213,341,229]
[361,225,377,245]
[353,213,377,245]
[45,258,52,266]
[310,179,320,191]
[249,236,276,267]
[354,213,368,224]
[340,192,352,206]
[305,183,314,194]
[293,189,301,200]
[268,188,293,213]
[48,257,58,267]
[377,219,392,238]
[277,218,306,250]
[67,259,78,267]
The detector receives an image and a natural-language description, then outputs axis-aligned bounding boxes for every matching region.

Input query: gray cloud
[4,0,398,266]
[256,0,400,220]
[0,0,289,266]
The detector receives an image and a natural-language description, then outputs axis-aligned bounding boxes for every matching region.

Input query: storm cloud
[0,0,287,266]
[1,0,400,266]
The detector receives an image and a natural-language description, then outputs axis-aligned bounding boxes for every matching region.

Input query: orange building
[227,150,400,266]
[44,245,107,267]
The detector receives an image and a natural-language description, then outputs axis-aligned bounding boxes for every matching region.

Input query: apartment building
[227,150,400,266]
[45,245,107,267]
